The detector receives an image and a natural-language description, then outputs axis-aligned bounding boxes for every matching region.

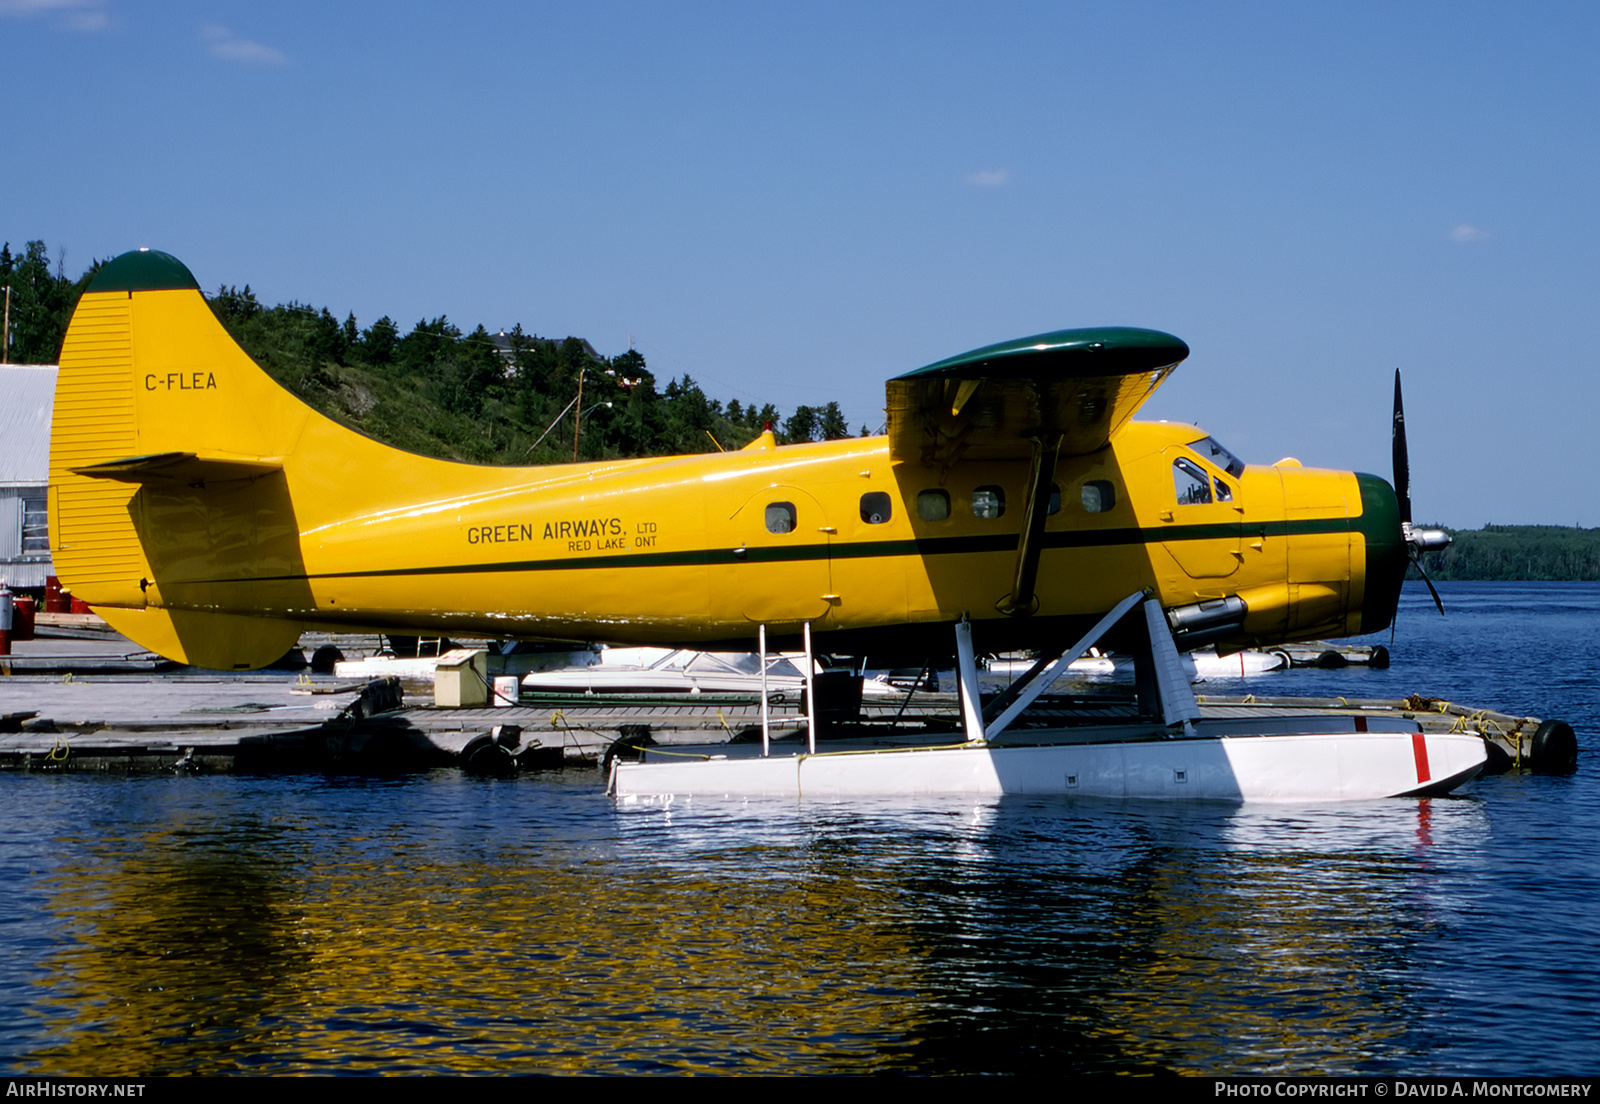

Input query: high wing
[885,326,1189,466]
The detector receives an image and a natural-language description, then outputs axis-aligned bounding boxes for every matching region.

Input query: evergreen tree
[360,316,399,367]
[449,324,508,416]
[818,401,850,440]
[400,316,460,375]
[3,240,83,363]
[212,284,263,325]
[783,405,818,444]
[661,375,716,453]
[311,306,347,366]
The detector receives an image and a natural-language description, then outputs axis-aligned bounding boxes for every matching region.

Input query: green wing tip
[88,249,201,293]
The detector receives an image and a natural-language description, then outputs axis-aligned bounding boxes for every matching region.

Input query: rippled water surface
[2,582,1597,1075]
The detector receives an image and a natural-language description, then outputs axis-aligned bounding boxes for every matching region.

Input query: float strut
[759,623,770,757]
[980,591,1146,741]
[954,619,986,744]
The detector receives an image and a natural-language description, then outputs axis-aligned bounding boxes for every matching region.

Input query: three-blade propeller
[1393,369,1451,616]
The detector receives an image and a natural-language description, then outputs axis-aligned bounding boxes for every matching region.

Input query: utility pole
[2,285,10,365]
[572,367,585,462]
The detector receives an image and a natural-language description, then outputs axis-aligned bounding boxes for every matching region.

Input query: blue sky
[5,0,1596,527]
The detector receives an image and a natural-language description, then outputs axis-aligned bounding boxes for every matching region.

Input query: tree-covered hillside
[204,281,802,464]
[2,238,859,465]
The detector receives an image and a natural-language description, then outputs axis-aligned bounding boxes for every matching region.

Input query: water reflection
[678,795,1491,1076]
[14,775,1491,1075]
[8,581,1593,1074]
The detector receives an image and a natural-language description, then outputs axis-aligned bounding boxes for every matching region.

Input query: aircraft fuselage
[48,256,1406,669]
[122,420,1401,654]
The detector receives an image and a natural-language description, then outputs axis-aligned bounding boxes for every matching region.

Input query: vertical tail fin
[50,249,310,668]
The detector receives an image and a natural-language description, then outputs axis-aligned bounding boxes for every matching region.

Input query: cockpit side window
[1194,436,1246,478]
[1173,457,1212,505]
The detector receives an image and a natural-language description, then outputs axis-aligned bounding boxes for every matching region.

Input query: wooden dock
[0,622,1577,776]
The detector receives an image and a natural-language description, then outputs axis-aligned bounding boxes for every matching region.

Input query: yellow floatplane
[48,249,1473,800]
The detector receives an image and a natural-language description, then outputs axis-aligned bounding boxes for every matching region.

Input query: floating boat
[984,647,1287,680]
[522,647,810,696]
[983,642,1388,681]
[337,643,893,702]
[609,593,1488,803]
[333,654,458,681]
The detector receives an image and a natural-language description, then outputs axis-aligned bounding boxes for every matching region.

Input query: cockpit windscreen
[1194,436,1245,478]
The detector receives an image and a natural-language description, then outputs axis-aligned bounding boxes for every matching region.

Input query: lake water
[2,581,1597,1076]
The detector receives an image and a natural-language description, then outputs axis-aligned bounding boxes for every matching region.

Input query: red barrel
[10,596,34,641]
[44,576,68,614]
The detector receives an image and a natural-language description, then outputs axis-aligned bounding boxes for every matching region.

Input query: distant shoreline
[1410,525,1600,581]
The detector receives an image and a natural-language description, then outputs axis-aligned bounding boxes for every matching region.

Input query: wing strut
[998,434,1063,616]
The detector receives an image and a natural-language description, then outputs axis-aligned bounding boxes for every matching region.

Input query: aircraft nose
[1354,473,1406,635]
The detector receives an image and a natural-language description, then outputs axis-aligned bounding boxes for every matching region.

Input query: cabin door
[726,485,833,625]
[1160,448,1243,579]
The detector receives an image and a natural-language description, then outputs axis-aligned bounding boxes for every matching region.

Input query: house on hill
[489,330,603,374]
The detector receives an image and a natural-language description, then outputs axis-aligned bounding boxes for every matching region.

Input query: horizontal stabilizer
[71,452,283,485]
[886,326,1188,463]
[95,605,304,671]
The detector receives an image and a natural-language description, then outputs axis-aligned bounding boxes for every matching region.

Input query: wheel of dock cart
[1529,720,1577,774]
[310,644,345,674]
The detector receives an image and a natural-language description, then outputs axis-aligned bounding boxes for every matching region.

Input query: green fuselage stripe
[202,514,1371,586]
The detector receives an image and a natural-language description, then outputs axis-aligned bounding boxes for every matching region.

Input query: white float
[609,594,1487,804]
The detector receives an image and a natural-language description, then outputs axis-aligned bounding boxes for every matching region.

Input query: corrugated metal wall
[1,365,58,588]
[0,364,56,485]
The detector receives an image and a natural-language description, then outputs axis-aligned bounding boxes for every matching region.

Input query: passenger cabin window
[1081,480,1116,514]
[1214,479,1233,503]
[916,489,950,522]
[1173,458,1212,505]
[765,502,796,534]
[860,492,891,524]
[972,486,1005,519]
